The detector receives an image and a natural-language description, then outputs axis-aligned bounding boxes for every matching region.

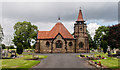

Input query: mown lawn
[3,49,33,51]
[1,54,47,70]
[78,52,119,69]
[92,57,119,68]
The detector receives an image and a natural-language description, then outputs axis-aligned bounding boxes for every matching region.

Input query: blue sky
[87,20,118,26]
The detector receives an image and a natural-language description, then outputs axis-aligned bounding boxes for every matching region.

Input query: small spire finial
[80,7,81,10]
[58,16,60,20]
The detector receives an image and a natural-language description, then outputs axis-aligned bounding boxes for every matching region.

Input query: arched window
[46,41,50,47]
[56,40,62,48]
[80,28,82,31]
[68,42,73,46]
[79,42,83,48]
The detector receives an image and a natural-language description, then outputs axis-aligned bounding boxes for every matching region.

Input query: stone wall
[76,37,86,53]
[52,34,66,53]
[35,34,76,53]
[74,23,89,53]
[66,39,75,53]
[39,40,52,53]
[35,40,40,53]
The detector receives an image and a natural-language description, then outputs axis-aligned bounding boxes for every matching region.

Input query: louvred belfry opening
[76,9,85,22]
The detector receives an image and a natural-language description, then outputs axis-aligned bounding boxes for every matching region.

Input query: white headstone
[107,46,111,51]
[113,48,116,54]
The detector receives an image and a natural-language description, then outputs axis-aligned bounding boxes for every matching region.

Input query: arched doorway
[79,42,84,48]
[56,40,62,48]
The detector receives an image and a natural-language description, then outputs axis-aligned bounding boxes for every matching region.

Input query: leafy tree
[107,24,120,49]
[33,44,36,49]
[0,25,4,41]
[101,39,107,53]
[94,26,109,48]
[0,24,4,59]
[1,44,6,49]
[17,43,23,54]
[13,21,38,49]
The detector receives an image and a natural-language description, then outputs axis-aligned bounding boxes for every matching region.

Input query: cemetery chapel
[35,9,89,53]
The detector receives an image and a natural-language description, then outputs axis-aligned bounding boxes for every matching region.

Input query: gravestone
[2,49,5,56]
[95,49,97,52]
[116,51,120,56]
[5,50,8,58]
[107,46,111,56]
[113,48,116,54]
[23,49,27,52]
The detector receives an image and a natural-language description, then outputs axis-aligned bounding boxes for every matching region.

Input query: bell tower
[74,8,89,53]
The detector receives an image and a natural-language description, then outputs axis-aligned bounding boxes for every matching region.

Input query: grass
[0,59,1,70]
[78,52,120,69]
[1,54,47,70]
[3,49,33,51]
[92,57,119,68]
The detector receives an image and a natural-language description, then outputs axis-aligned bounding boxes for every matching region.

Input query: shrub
[1,44,6,49]
[17,43,23,54]
[80,54,85,57]
[9,45,15,49]
[101,40,107,53]
[103,41,107,53]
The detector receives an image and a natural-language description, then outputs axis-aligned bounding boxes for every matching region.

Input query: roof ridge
[37,22,74,39]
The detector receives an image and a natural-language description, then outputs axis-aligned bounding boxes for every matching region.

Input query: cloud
[1,18,15,45]
[87,23,101,39]
[2,2,118,23]
[32,21,74,34]
[1,0,119,2]
[118,1,120,23]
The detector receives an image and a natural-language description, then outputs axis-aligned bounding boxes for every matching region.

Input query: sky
[0,0,119,45]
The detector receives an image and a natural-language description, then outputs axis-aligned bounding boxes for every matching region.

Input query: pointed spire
[76,8,85,22]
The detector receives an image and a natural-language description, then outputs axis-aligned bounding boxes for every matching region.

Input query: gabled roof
[76,9,85,22]
[37,22,74,39]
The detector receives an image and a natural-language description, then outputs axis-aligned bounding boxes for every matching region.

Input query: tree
[0,24,4,42]
[94,26,109,48]
[16,43,23,54]
[0,25,4,59]
[13,21,38,49]
[101,39,107,53]
[1,44,6,49]
[107,24,120,49]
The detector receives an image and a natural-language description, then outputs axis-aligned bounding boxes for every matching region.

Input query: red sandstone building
[35,9,89,53]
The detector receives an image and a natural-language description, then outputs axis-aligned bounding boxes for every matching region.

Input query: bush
[17,43,23,54]
[103,41,107,53]
[101,40,107,53]
[9,45,15,49]
[1,44,6,49]
[80,54,85,57]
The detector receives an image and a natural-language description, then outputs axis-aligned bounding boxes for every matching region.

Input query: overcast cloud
[0,2,119,45]
[2,2,118,22]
